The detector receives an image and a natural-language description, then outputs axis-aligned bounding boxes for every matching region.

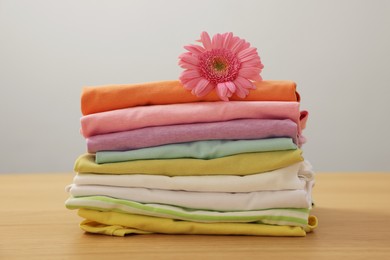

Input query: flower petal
[235,89,247,98]
[235,76,256,90]
[179,62,200,70]
[230,38,245,54]
[181,77,202,90]
[236,41,250,54]
[240,55,260,63]
[184,44,205,56]
[212,33,223,49]
[222,32,233,49]
[200,31,212,50]
[216,82,229,101]
[179,53,199,66]
[252,74,263,81]
[199,83,215,97]
[193,78,211,97]
[197,82,214,97]
[178,54,200,69]
[225,81,236,93]
[241,59,262,68]
[234,84,249,98]
[238,67,261,78]
[233,78,250,97]
[240,70,263,81]
[180,69,201,81]
[237,47,257,59]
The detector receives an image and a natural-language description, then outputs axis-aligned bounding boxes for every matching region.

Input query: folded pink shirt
[81,101,308,138]
[87,118,303,153]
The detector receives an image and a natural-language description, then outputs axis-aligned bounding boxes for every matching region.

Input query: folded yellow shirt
[75,150,303,176]
[78,209,318,237]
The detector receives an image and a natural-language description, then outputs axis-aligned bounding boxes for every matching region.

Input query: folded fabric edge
[65,196,310,227]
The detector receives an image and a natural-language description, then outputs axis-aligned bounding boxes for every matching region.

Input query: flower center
[212,57,228,71]
[199,49,241,85]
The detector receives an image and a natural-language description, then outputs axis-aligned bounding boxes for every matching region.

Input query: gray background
[1,0,389,173]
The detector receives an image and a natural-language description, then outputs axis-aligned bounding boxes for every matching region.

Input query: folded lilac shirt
[87,118,302,153]
[81,101,307,138]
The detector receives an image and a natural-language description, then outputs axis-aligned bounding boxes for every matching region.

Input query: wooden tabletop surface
[1,172,390,259]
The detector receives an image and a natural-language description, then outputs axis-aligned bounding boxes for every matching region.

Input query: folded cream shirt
[73,161,313,193]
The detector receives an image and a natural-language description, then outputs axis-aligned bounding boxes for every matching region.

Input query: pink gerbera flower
[179,31,264,101]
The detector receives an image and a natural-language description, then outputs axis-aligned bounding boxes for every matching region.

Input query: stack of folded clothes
[65,80,318,237]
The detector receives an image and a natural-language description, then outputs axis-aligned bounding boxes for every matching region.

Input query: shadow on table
[68,207,390,258]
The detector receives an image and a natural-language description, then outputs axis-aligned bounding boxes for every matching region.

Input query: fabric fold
[78,209,318,237]
[67,179,314,211]
[87,118,302,153]
[96,138,297,163]
[81,101,305,138]
[75,149,303,176]
[66,196,311,227]
[73,161,313,192]
[81,80,300,115]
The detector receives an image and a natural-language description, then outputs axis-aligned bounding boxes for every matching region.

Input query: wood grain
[1,173,390,259]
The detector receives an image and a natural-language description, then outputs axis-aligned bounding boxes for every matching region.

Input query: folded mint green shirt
[96,138,297,164]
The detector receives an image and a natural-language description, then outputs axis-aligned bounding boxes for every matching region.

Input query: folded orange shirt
[81,80,300,115]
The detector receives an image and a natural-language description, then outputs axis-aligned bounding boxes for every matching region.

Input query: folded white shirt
[66,179,314,211]
[73,161,313,193]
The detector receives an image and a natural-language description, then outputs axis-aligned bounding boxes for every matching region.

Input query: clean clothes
[66,196,311,227]
[96,138,297,163]
[75,149,303,176]
[81,80,300,115]
[77,209,318,237]
[66,180,314,211]
[81,101,306,137]
[87,118,303,152]
[73,161,312,192]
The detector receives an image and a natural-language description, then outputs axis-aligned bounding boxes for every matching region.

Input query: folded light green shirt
[75,149,303,176]
[96,138,297,164]
[66,195,311,227]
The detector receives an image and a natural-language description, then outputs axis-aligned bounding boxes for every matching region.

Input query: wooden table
[1,173,389,259]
